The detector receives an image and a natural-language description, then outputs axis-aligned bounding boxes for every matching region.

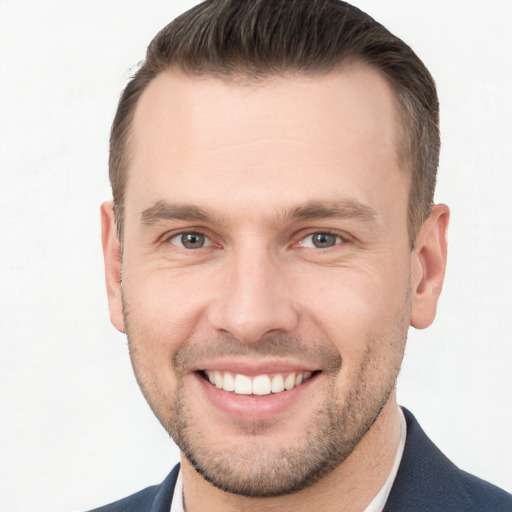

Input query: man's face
[108,65,417,496]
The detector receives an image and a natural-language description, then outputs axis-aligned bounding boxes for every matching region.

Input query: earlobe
[100,201,125,333]
[410,204,450,329]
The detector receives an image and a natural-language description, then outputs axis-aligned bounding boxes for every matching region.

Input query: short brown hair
[109,0,439,246]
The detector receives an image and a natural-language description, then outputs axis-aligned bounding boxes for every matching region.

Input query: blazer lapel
[383,408,471,511]
[150,463,181,512]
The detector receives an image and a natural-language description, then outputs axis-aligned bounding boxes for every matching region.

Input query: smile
[202,370,315,395]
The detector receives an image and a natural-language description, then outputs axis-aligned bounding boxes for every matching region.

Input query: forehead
[131,64,401,155]
[125,65,406,226]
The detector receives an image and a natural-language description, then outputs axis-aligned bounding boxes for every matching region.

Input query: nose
[208,246,299,344]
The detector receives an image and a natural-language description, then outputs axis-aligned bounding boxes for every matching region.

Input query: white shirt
[170,408,407,512]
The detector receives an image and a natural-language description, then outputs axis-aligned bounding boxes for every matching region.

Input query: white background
[1,1,511,510]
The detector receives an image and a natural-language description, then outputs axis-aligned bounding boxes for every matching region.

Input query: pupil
[313,233,336,248]
[182,233,204,248]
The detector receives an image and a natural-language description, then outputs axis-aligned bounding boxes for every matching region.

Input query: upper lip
[193,358,321,376]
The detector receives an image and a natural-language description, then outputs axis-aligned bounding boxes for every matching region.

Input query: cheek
[125,261,214,325]
[121,274,200,414]
[122,270,211,377]
[294,262,410,360]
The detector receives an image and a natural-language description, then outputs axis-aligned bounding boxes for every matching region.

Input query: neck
[181,394,402,512]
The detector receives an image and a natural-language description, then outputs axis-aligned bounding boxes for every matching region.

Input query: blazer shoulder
[457,469,512,511]
[85,464,180,512]
[384,409,512,511]
[86,485,160,512]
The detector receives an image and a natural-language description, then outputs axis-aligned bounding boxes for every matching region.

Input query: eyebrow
[141,200,220,225]
[283,200,378,223]
[140,198,378,227]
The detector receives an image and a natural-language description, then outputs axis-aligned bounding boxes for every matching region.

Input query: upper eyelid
[168,230,210,239]
[169,231,211,242]
[293,228,350,243]
[160,227,214,242]
[303,230,343,238]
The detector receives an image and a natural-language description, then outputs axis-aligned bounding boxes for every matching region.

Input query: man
[94,0,512,510]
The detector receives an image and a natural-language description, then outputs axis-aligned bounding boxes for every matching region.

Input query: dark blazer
[88,408,512,511]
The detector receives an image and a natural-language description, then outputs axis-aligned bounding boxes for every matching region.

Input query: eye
[169,232,211,249]
[299,232,342,249]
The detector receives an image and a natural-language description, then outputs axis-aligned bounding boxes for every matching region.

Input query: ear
[100,201,125,333]
[410,204,450,329]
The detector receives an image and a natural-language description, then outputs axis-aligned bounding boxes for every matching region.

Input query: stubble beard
[169,361,398,498]
[123,294,409,498]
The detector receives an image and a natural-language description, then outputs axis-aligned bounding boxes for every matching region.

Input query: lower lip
[196,373,319,421]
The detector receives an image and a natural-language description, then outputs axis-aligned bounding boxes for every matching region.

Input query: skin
[101,63,449,512]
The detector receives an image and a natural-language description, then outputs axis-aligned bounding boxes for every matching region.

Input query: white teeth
[284,373,296,390]
[214,370,223,388]
[222,372,235,392]
[234,374,252,395]
[252,375,272,395]
[204,370,313,395]
[271,374,285,393]
[296,371,311,385]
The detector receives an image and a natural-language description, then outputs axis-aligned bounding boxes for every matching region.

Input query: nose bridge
[209,241,298,343]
